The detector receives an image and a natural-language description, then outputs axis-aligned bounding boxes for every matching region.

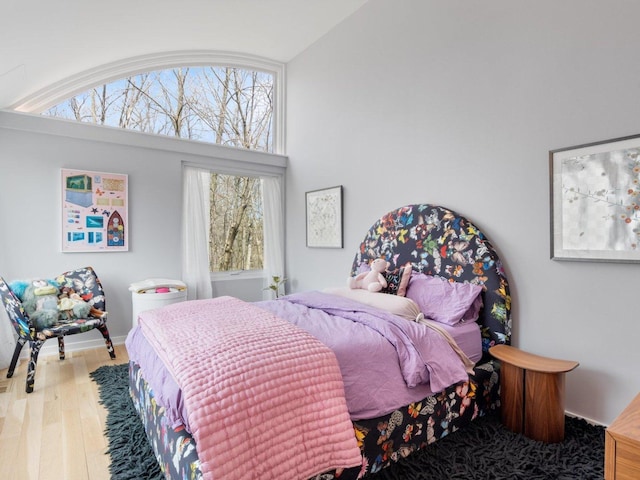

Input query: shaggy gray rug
[90,364,163,480]
[376,413,605,480]
[91,363,605,480]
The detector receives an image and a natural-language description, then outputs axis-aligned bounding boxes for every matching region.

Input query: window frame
[183,158,285,280]
[11,51,286,155]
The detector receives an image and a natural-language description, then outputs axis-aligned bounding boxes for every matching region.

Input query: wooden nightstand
[489,344,579,443]
[606,393,640,479]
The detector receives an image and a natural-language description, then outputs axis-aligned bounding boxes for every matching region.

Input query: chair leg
[97,324,116,359]
[58,337,65,360]
[7,337,26,378]
[26,340,44,394]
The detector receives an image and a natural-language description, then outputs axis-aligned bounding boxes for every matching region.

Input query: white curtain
[262,176,285,300]
[181,166,213,300]
[0,308,16,370]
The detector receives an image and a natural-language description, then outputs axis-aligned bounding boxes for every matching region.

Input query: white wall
[285,0,640,425]
[0,112,285,355]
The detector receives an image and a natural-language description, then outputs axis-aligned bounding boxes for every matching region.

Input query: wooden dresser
[606,393,640,479]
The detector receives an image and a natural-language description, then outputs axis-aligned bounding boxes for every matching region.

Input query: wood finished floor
[0,344,129,480]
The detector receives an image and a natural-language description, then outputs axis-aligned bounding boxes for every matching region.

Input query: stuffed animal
[58,286,107,321]
[9,279,104,327]
[10,279,60,329]
[348,258,389,292]
[57,286,91,322]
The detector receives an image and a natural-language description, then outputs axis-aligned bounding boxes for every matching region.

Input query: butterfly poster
[61,168,129,252]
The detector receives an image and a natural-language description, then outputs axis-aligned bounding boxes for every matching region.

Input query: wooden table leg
[500,361,525,434]
[525,370,566,443]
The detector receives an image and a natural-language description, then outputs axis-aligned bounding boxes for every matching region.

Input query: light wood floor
[0,344,129,480]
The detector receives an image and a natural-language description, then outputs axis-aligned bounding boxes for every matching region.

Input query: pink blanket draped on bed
[137,296,361,480]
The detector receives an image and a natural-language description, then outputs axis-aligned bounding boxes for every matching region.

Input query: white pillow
[323,287,421,321]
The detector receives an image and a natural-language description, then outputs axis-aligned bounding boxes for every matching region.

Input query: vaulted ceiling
[0,0,368,110]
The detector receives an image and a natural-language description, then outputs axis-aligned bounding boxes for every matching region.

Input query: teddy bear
[348,258,389,292]
[10,279,60,329]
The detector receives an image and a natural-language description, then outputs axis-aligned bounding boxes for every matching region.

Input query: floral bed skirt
[129,359,501,479]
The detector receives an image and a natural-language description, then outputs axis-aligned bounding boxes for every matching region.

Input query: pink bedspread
[137,296,361,480]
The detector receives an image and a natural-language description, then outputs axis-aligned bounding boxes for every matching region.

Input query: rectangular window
[183,160,284,301]
[208,173,263,272]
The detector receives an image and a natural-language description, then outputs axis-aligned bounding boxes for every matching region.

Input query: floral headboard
[350,204,511,354]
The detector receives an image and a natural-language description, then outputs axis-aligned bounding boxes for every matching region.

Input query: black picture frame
[550,133,640,262]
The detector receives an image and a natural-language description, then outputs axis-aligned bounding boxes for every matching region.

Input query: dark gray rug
[90,363,163,480]
[376,412,605,480]
[91,363,605,480]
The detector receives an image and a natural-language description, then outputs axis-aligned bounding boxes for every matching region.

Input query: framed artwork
[305,185,343,248]
[61,168,129,252]
[550,133,640,262]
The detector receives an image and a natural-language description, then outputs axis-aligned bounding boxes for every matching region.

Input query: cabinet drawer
[616,442,640,479]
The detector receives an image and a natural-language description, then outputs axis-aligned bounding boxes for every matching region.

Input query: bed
[126,203,512,479]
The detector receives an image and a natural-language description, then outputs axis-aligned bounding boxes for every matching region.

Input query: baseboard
[565,410,608,427]
[19,335,128,359]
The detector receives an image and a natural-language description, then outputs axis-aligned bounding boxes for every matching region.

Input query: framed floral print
[550,134,640,262]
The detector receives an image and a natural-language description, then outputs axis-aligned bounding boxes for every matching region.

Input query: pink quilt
[137,296,361,480]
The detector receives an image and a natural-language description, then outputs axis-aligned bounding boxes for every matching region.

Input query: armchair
[0,266,116,393]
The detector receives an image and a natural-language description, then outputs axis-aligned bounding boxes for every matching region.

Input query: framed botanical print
[305,185,343,248]
[550,134,640,262]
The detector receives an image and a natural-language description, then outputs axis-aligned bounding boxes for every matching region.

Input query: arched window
[14,51,284,153]
[43,66,275,153]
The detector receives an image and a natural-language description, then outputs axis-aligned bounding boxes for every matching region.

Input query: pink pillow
[396,263,412,296]
[405,273,483,325]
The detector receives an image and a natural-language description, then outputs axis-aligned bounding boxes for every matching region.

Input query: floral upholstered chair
[0,266,116,393]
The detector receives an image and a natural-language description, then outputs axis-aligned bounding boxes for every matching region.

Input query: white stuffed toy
[348,258,389,292]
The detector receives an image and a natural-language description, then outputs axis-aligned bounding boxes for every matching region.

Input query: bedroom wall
[0,112,285,357]
[285,0,640,425]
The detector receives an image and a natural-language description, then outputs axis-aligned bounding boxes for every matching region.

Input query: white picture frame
[61,168,129,252]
